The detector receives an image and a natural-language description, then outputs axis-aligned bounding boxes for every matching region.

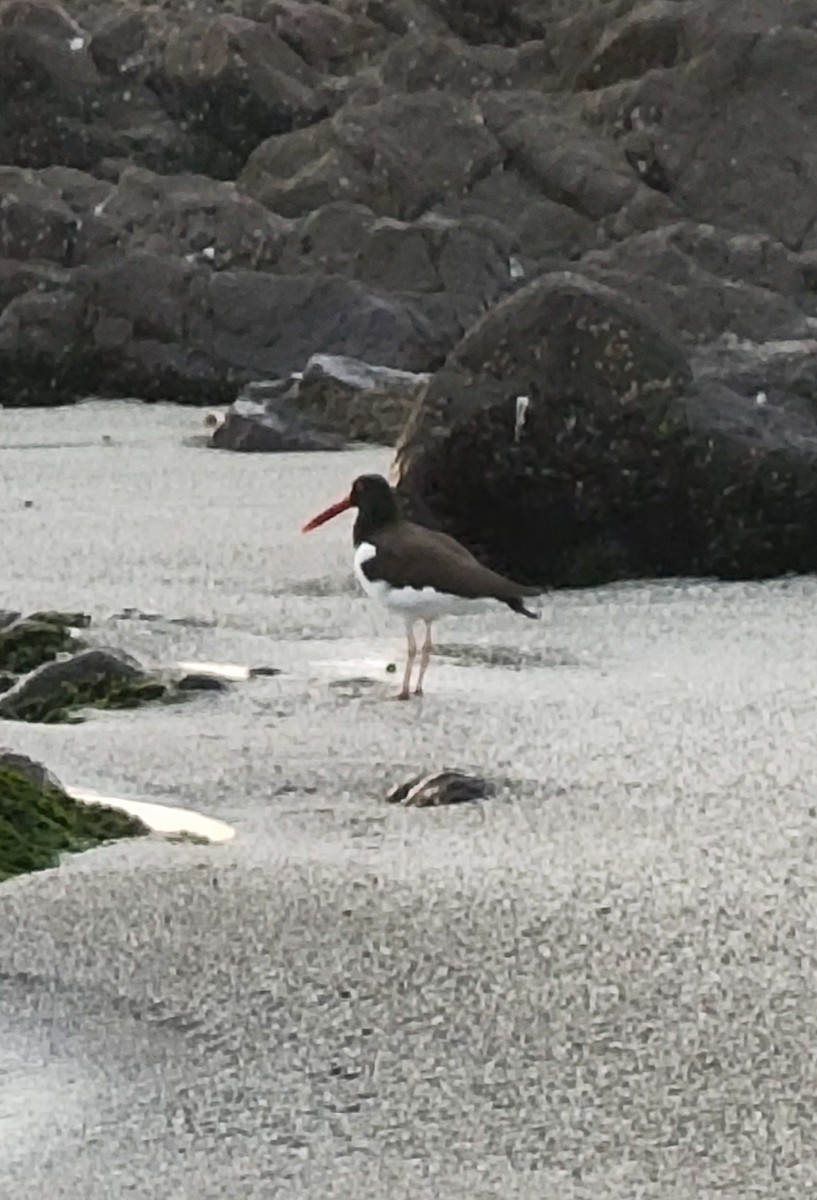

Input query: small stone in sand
[386,770,494,807]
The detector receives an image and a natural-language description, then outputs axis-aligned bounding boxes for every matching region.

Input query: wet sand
[3,402,817,1197]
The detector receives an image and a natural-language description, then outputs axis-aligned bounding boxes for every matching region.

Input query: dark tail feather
[506,596,539,619]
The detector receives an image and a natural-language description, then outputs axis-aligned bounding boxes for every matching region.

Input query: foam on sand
[65,786,235,844]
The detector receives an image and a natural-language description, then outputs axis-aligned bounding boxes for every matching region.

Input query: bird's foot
[389,689,412,701]
[413,686,423,697]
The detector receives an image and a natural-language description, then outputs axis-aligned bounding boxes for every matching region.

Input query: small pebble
[386,769,493,807]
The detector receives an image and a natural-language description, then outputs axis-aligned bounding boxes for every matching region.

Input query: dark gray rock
[582,17,817,250]
[0,254,452,407]
[296,353,429,444]
[436,166,597,264]
[395,268,817,585]
[210,393,347,452]
[211,353,429,450]
[239,90,503,221]
[692,337,817,403]
[146,13,328,170]
[497,109,642,221]
[398,270,692,443]
[278,203,516,337]
[579,223,817,345]
[244,0,382,74]
[380,31,553,96]
[568,1,692,92]
[0,1,199,174]
[89,166,289,270]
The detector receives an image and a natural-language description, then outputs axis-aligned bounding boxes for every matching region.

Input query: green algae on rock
[27,611,91,630]
[0,615,82,674]
[0,761,148,884]
[0,648,169,723]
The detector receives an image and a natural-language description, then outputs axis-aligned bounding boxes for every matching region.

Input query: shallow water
[3,402,817,1198]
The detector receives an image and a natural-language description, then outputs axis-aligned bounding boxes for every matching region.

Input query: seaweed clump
[0,614,84,674]
[0,761,148,883]
[0,649,168,723]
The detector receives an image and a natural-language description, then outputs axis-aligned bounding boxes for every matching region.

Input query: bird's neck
[353,509,399,545]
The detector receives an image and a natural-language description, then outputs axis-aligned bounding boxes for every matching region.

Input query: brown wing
[366,521,539,601]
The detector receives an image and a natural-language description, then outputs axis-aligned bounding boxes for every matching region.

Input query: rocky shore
[4,0,817,584]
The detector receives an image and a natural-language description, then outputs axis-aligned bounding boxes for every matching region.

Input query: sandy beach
[3,402,817,1198]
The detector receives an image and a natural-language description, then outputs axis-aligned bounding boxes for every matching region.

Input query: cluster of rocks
[5,0,817,580]
[0,608,237,879]
[209,352,429,448]
[0,609,227,722]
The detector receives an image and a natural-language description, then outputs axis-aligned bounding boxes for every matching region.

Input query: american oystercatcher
[302,474,539,699]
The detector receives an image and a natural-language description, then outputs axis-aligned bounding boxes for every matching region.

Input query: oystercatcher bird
[302,474,539,699]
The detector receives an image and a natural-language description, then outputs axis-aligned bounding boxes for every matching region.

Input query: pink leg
[393,624,417,700]
[414,621,433,696]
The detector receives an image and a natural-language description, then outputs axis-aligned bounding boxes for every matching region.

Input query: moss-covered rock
[0,648,169,723]
[27,610,91,630]
[0,759,148,884]
[0,611,227,722]
[0,616,81,674]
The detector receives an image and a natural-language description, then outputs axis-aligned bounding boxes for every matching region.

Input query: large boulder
[243,0,383,73]
[496,107,644,221]
[146,14,327,169]
[278,203,517,331]
[399,269,692,440]
[91,166,289,269]
[394,270,817,586]
[239,91,503,220]
[0,165,81,264]
[691,336,817,404]
[578,222,817,344]
[379,31,553,95]
[581,18,817,249]
[566,0,693,92]
[436,165,597,263]
[0,253,452,406]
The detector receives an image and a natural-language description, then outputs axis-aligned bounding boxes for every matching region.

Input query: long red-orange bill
[301,494,352,532]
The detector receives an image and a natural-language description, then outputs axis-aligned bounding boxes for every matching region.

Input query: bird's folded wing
[365,523,537,600]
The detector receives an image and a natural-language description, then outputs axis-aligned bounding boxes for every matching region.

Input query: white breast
[352,540,496,622]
